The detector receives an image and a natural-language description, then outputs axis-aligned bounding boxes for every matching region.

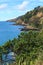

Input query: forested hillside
[0,29,43,65]
[8,6,43,29]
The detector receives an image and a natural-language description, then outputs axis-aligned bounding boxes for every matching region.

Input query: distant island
[7,6,43,31]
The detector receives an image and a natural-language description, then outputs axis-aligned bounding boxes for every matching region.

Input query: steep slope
[7,6,43,29]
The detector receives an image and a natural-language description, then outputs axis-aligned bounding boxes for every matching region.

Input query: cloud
[0,4,7,9]
[16,1,29,11]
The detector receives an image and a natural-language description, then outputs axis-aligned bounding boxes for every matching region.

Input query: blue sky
[0,0,43,21]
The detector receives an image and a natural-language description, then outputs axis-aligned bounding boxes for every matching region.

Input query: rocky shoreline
[12,23,39,31]
[7,21,39,31]
[21,27,39,31]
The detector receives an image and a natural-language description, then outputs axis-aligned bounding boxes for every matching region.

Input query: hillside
[0,30,43,65]
[7,6,43,29]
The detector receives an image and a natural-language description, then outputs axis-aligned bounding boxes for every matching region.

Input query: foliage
[21,6,43,29]
[0,30,43,65]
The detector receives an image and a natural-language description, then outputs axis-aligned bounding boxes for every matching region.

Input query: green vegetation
[21,6,43,28]
[0,6,43,65]
[0,29,43,65]
[8,6,43,30]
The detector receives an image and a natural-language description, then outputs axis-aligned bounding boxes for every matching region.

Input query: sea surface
[0,21,23,46]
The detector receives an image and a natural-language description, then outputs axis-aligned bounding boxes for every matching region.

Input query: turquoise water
[0,21,23,46]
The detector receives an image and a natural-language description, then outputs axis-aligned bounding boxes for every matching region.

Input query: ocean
[0,21,23,46]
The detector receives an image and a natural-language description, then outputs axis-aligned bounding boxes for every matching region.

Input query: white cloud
[0,4,7,9]
[16,1,29,11]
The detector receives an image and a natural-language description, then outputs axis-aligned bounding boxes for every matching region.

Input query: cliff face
[7,6,43,28]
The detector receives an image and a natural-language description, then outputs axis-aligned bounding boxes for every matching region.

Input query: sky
[0,0,43,21]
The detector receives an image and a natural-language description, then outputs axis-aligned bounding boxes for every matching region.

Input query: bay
[0,21,23,46]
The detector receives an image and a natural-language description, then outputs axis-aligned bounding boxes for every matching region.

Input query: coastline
[21,27,39,31]
[8,21,39,31]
